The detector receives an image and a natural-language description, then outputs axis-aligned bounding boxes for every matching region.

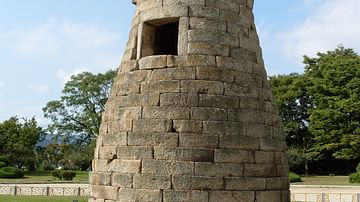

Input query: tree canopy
[304,47,360,161]
[43,70,116,144]
[0,117,43,169]
[271,47,360,173]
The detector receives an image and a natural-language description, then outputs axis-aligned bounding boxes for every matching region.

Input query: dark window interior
[154,22,179,55]
[141,19,179,57]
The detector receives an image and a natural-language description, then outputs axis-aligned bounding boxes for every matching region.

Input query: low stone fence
[291,193,360,202]
[1,184,360,202]
[0,184,89,196]
[291,185,360,202]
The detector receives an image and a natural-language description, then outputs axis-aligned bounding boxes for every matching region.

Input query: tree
[0,117,44,169]
[43,70,116,143]
[304,47,360,162]
[269,74,314,174]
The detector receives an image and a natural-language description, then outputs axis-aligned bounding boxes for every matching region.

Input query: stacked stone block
[90,0,289,201]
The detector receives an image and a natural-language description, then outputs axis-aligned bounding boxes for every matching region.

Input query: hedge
[0,166,24,178]
[289,171,302,183]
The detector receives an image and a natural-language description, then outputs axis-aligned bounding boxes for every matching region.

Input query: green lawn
[0,171,89,184]
[292,175,360,186]
[0,196,87,202]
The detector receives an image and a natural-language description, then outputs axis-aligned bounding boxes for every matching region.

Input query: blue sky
[0,0,359,124]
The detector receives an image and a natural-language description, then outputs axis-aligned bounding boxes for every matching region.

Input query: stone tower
[89,0,289,201]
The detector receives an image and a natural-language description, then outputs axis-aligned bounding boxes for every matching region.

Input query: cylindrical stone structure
[89,0,289,201]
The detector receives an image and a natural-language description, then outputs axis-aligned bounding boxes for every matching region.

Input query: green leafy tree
[0,117,44,169]
[270,74,314,174]
[304,47,360,161]
[43,70,116,143]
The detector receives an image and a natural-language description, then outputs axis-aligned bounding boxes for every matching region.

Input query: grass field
[0,171,89,184]
[292,175,360,186]
[0,196,87,202]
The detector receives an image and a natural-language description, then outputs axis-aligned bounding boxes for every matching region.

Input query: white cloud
[2,19,120,56]
[62,22,119,49]
[56,68,89,84]
[15,21,59,55]
[29,83,49,93]
[278,0,360,64]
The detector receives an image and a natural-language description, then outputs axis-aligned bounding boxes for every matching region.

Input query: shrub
[0,156,9,166]
[63,171,76,180]
[349,172,360,183]
[0,162,7,168]
[51,170,76,181]
[51,170,63,180]
[289,171,302,183]
[356,162,360,173]
[42,162,55,171]
[0,166,24,178]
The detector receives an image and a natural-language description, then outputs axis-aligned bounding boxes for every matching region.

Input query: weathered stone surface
[102,132,127,146]
[189,17,226,31]
[195,162,243,177]
[163,190,208,202]
[256,191,282,202]
[142,106,191,119]
[216,56,252,72]
[173,120,203,133]
[214,149,253,163]
[133,119,172,133]
[90,172,111,186]
[117,94,160,107]
[111,173,133,188]
[225,83,258,98]
[266,177,289,190]
[196,67,234,82]
[142,159,194,175]
[225,177,266,190]
[99,146,117,160]
[140,5,188,22]
[141,80,180,93]
[160,93,198,107]
[219,135,259,150]
[151,67,195,80]
[209,191,255,202]
[163,0,205,6]
[188,30,238,47]
[167,55,216,67]
[154,147,214,162]
[243,164,277,177]
[90,185,118,200]
[90,0,289,201]
[189,6,219,19]
[228,109,264,124]
[188,41,230,56]
[139,55,167,69]
[172,175,224,190]
[179,134,218,148]
[203,121,245,135]
[116,146,153,160]
[117,188,162,202]
[191,107,227,121]
[181,80,224,95]
[127,132,178,146]
[133,174,171,189]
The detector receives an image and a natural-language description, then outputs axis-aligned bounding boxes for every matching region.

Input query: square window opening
[141,18,179,57]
